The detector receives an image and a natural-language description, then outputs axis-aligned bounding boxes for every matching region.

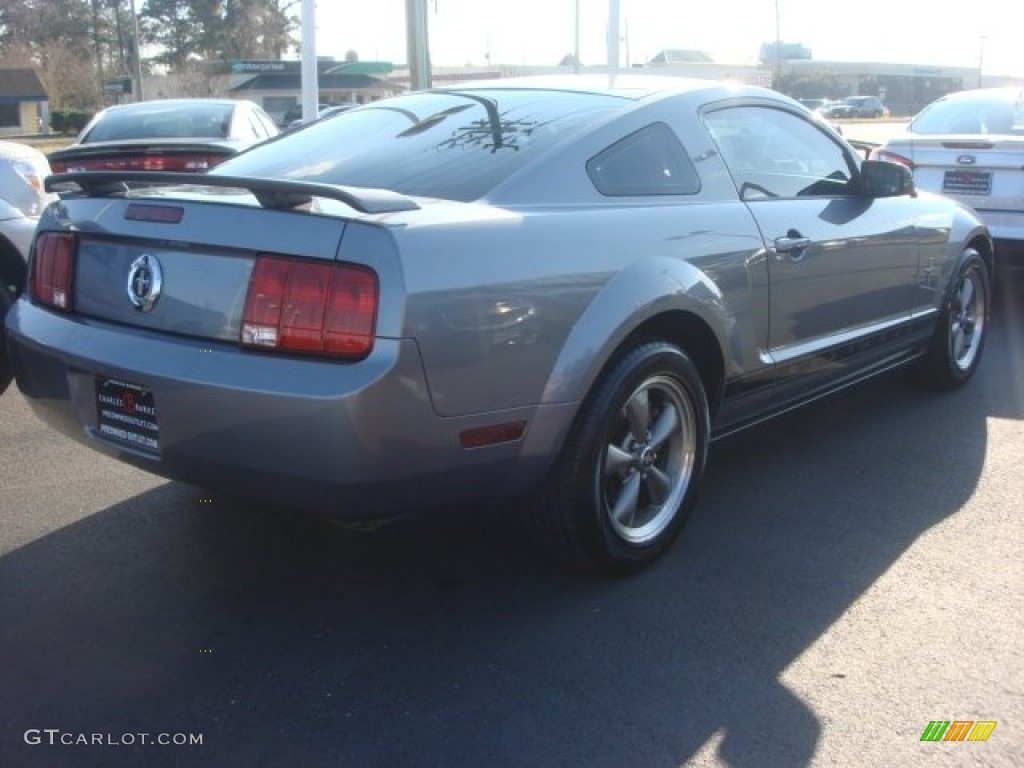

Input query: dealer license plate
[942,170,992,195]
[95,378,160,454]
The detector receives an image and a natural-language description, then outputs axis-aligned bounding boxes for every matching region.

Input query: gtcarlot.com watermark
[24,729,203,747]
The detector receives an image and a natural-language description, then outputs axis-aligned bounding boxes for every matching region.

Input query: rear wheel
[526,341,709,574]
[916,249,989,389]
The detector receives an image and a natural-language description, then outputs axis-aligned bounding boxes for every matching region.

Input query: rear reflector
[241,256,378,359]
[29,233,77,311]
[460,421,527,448]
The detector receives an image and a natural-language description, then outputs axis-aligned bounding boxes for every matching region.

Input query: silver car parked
[1,140,55,393]
[6,76,992,573]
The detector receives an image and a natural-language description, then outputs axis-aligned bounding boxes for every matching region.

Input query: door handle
[774,231,811,261]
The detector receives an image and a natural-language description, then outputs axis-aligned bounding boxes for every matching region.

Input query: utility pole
[301,0,319,121]
[607,0,620,72]
[130,0,144,101]
[406,0,431,91]
[977,36,986,88]
[574,0,580,73]
[774,0,782,91]
[91,0,103,92]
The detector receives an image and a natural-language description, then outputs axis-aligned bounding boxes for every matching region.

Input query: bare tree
[0,0,103,108]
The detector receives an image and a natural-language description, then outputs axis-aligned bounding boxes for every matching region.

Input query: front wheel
[526,342,710,574]
[916,249,990,389]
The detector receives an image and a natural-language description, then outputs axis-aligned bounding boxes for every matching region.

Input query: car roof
[97,99,248,115]
[937,86,1024,103]
[431,74,759,101]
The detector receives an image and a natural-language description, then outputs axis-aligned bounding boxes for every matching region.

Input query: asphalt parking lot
[1,258,1020,768]
[2,253,1021,768]
[1,164,1022,766]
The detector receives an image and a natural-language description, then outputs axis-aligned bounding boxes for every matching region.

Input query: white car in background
[871,87,1024,244]
[1,140,55,393]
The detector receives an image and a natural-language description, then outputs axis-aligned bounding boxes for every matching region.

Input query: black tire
[0,283,13,395]
[916,249,990,389]
[526,341,710,575]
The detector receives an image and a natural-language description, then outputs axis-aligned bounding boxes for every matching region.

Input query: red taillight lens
[241,256,378,359]
[51,153,224,173]
[869,148,915,170]
[29,233,77,311]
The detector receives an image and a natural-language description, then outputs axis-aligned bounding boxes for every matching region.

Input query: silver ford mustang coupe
[6,76,992,573]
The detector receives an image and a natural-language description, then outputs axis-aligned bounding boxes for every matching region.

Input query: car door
[704,104,921,403]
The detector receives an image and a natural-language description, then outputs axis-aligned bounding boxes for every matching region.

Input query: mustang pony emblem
[127,254,163,312]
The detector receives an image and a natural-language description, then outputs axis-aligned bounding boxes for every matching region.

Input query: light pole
[607,0,620,72]
[300,0,319,122]
[129,0,144,101]
[574,0,580,73]
[977,36,986,88]
[406,0,431,91]
[774,0,782,91]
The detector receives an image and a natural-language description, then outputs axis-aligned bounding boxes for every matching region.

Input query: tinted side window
[704,106,856,200]
[587,123,699,196]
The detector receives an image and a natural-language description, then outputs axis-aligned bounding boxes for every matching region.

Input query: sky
[308,0,1024,77]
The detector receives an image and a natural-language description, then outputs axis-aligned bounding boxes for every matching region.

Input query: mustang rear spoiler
[45,171,421,214]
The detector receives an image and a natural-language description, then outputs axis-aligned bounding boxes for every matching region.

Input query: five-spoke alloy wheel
[527,341,709,574]
[917,248,990,389]
[600,374,698,546]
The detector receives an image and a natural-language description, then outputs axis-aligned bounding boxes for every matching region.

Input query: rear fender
[540,256,730,406]
[943,217,993,301]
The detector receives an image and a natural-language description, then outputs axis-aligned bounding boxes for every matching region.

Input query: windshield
[214,89,627,202]
[910,90,1024,135]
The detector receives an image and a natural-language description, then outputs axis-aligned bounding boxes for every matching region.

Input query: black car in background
[48,99,279,174]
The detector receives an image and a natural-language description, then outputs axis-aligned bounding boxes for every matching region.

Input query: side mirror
[860,159,915,198]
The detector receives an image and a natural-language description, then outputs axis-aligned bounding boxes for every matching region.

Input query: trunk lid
[900,135,1024,213]
[38,173,418,345]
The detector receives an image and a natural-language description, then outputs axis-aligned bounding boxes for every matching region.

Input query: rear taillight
[50,153,225,173]
[29,233,77,311]
[241,256,378,359]
[869,148,915,170]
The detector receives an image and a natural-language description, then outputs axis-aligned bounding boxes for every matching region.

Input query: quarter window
[704,107,857,200]
[246,112,267,140]
[587,123,700,196]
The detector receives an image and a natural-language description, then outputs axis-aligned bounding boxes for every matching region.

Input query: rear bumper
[6,299,570,514]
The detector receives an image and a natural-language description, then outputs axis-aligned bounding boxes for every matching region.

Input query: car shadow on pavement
[1,271,1020,768]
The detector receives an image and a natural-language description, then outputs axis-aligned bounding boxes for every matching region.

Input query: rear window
[213,89,627,202]
[84,103,234,142]
[910,91,1024,135]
